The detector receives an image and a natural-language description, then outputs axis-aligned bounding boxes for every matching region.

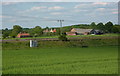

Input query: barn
[17,33,31,38]
[66,28,103,35]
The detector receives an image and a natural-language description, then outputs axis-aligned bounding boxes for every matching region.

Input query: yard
[2,46,118,74]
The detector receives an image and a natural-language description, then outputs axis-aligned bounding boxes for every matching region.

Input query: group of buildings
[17,29,57,38]
[17,28,103,38]
[66,28,103,35]
[43,29,56,33]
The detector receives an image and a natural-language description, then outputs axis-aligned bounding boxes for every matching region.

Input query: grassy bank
[3,46,118,74]
[2,37,119,50]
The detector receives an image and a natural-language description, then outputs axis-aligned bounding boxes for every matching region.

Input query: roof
[71,28,93,33]
[66,32,76,34]
[17,33,30,36]
[43,29,49,32]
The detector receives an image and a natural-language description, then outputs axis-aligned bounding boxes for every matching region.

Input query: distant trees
[30,26,43,37]
[2,28,11,38]
[111,26,119,33]
[104,21,113,33]
[10,25,22,38]
[96,22,105,32]
[89,21,120,33]
[2,21,120,39]
[90,22,96,29]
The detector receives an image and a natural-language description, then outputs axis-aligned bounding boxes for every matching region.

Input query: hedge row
[2,37,119,50]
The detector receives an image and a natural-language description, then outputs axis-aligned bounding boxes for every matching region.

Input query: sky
[1,2,119,29]
[2,0,120,2]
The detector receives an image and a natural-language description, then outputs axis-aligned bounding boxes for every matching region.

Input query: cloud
[6,18,34,22]
[112,12,118,14]
[30,6,47,11]
[96,8,105,11]
[111,9,118,11]
[74,9,88,12]
[93,2,109,6]
[20,6,64,13]
[50,12,62,15]
[19,6,47,13]
[8,19,17,22]
[2,0,119,2]
[48,6,64,10]
[74,4,89,9]
[0,15,12,18]
[2,2,18,5]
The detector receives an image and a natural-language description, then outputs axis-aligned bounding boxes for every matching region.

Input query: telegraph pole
[57,20,64,35]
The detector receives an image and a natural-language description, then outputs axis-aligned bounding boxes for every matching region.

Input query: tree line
[2,21,120,38]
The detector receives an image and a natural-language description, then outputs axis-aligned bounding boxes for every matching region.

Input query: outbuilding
[17,32,31,38]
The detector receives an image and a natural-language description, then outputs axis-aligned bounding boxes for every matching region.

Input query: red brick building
[17,33,31,38]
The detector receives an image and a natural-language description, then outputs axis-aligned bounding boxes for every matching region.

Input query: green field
[3,46,118,74]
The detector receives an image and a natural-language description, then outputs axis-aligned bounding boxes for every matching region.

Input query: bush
[58,34,68,41]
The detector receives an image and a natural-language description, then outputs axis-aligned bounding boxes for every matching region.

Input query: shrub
[58,34,68,41]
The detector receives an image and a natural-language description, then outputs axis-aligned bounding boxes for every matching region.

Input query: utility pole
[57,20,64,35]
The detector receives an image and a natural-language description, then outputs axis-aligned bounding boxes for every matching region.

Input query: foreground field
[3,46,118,74]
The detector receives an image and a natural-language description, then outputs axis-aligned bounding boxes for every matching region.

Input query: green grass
[3,35,59,40]
[3,46,118,74]
[67,33,119,37]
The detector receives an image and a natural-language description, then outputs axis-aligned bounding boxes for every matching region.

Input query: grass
[2,46,118,74]
[0,43,1,75]
[67,33,119,37]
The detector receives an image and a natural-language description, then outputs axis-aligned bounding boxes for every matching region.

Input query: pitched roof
[66,32,76,34]
[17,33,30,38]
[71,28,93,33]
[18,33,30,36]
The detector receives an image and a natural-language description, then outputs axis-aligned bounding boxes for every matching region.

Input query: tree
[31,26,43,37]
[10,25,22,38]
[90,22,96,29]
[111,26,119,33]
[56,28,60,35]
[97,22,105,32]
[105,21,113,33]
[45,27,49,30]
[58,34,68,41]
[2,28,11,38]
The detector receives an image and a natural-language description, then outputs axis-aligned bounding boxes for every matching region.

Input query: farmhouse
[17,32,31,38]
[43,29,56,33]
[66,28,103,35]
[43,29,49,33]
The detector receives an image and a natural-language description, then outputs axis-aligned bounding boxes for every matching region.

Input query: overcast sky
[1,2,118,29]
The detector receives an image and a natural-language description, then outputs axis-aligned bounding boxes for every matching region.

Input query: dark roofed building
[90,29,103,35]
[66,28,103,35]
[70,28,93,35]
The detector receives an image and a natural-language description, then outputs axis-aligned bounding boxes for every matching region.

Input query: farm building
[17,32,31,38]
[66,28,103,35]
[43,29,56,33]
[50,29,56,33]
[43,29,49,33]
[90,29,103,35]
[66,32,76,35]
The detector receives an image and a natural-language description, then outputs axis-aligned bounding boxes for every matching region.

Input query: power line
[57,20,64,35]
